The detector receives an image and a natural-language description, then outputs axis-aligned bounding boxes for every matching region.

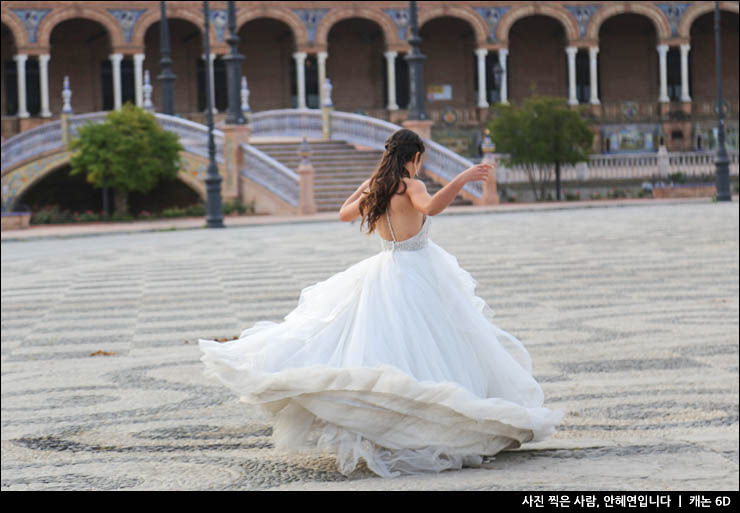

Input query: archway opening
[508,15,567,104]
[16,164,202,216]
[239,17,296,111]
[327,18,386,111]
[419,16,476,107]
[689,10,739,101]
[599,14,657,103]
[49,18,113,114]
[2,22,18,118]
[144,19,203,115]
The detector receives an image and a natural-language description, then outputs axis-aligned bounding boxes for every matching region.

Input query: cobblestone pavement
[2,200,738,490]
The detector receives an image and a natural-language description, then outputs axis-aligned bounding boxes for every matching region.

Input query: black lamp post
[203,0,224,228]
[713,1,731,201]
[158,1,176,115]
[404,1,428,121]
[222,0,246,125]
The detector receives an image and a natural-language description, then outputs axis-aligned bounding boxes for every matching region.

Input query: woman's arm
[338,178,371,222]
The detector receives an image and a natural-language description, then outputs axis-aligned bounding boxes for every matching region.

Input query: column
[497,48,508,105]
[475,48,489,108]
[680,43,691,102]
[208,53,218,113]
[657,44,669,103]
[566,46,578,106]
[13,54,29,118]
[384,51,399,110]
[293,51,307,109]
[588,46,600,105]
[134,53,145,107]
[110,53,123,110]
[38,54,51,117]
[317,51,328,108]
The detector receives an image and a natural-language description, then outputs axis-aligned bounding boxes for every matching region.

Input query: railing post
[658,144,669,179]
[480,129,499,205]
[322,78,333,140]
[297,137,318,215]
[221,122,251,203]
[61,76,73,149]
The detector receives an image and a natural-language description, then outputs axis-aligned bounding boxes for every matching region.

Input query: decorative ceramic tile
[10,9,51,44]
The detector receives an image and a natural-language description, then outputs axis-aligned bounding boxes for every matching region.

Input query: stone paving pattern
[2,201,738,490]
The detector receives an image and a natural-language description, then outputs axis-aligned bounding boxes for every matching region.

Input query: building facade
[2,1,739,156]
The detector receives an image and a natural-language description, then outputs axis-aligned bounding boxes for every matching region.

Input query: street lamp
[713,1,731,201]
[404,1,428,121]
[203,0,224,228]
[158,1,175,115]
[222,0,246,125]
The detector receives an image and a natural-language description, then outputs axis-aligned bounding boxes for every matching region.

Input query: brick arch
[418,4,489,46]
[131,6,217,49]
[314,6,399,47]
[1,7,29,49]
[497,4,579,44]
[586,2,671,42]
[5,151,207,211]
[236,5,308,47]
[679,1,739,39]
[36,5,124,48]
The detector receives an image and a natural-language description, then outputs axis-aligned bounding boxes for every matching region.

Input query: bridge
[0,108,481,214]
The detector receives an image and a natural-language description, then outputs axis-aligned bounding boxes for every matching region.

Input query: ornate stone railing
[1,111,228,174]
[249,108,323,138]
[496,150,739,184]
[249,108,480,198]
[155,113,223,164]
[1,119,64,173]
[239,142,300,207]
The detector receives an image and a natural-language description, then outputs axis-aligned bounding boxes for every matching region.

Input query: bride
[199,128,565,479]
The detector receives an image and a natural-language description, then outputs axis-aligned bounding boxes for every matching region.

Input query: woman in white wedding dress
[199,128,565,479]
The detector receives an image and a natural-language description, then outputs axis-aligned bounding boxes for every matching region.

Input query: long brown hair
[358,128,425,235]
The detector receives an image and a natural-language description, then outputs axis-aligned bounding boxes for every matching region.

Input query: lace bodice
[380,210,430,252]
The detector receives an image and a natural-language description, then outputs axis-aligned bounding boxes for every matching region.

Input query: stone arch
[586,2,671,42]
[5,151,207,211]
[36,5,124,48]
[679,1,740,39]
[131,6,215,49]
[236,5,308,47]
[497,4,579,44]
[315,6,399,47]
[419,4,489,46]
[1,7,29,49]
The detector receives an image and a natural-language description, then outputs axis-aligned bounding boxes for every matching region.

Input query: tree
[488,96,594,201]
[68,102,184,216]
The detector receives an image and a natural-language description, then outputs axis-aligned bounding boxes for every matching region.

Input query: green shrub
[161,206,186,218]
[668,171,687,184]
[607,188,628,199]
[590,192,601,200]
[564,190,581,201]
[185,203,206,216]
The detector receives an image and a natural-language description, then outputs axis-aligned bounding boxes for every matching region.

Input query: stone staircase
[250,139,472,212]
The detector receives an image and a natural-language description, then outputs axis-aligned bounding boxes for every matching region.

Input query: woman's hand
[459,162,494,184]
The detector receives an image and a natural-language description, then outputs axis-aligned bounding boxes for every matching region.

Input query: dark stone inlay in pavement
[558,357,705,373]
[133,425,273,441]
[12,435,273,453]
[1,473,143,491]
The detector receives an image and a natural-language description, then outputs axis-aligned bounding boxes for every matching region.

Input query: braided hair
[358,128,425,236]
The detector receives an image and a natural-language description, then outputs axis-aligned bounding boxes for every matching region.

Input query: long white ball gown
[199,210,565,479]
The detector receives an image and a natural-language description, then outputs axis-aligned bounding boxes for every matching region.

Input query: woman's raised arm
[338,178,371,222]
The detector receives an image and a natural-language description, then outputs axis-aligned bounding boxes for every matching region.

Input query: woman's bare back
[377,177,426,243]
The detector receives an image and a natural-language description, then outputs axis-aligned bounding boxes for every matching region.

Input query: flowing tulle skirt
[199,239,565,478]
